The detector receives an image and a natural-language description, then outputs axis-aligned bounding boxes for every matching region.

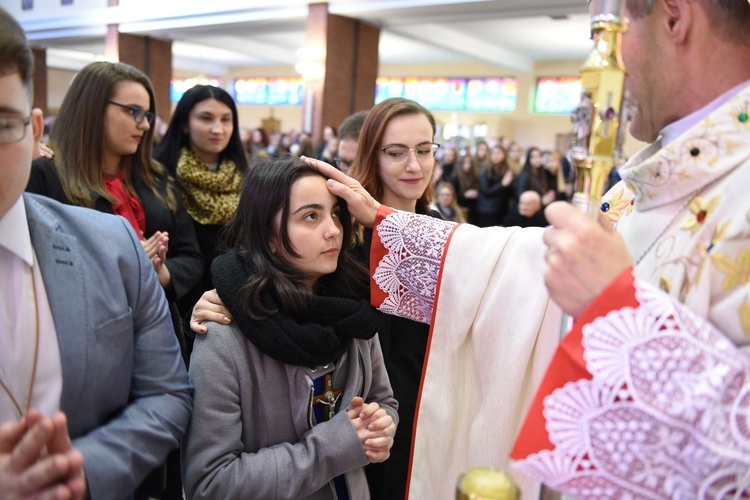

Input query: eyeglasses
[379,143,440,165]
[334,157,354,170]
[107,100,155,125]
[0,115,31,145]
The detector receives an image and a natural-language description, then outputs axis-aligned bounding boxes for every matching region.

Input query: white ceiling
[15,0,594,75]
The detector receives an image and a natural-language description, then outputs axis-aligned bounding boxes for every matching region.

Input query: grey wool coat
[181,321,398,500]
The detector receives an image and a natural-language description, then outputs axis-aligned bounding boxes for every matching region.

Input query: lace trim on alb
[372,211,456,324]
[514,277,750,498]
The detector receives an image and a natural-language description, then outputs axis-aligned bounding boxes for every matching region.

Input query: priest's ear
[658,0,692,44]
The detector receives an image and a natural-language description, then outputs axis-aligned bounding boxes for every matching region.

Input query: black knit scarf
[212,250,382,367]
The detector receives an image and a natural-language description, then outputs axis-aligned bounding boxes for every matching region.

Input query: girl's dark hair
[219,156,369,319]
[49,61,176,211]
[154,84,248,174]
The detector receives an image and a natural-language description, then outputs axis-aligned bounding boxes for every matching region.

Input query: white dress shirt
[0,196,62,422]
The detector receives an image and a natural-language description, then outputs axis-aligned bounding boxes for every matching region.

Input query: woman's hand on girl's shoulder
[190,289,233,335]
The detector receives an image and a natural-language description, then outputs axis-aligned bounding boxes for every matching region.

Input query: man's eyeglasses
[379,143,440,165]
[0,115,31,145]
[107,100,155,125]
[334,157,354,170]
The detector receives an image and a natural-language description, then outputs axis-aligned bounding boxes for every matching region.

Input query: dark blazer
[26,158,204,303]
[23,193,193,500]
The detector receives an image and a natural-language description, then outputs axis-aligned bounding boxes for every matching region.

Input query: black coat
[27,158,204,307]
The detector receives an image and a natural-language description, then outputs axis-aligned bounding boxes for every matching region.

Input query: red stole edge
[369,205,396,309]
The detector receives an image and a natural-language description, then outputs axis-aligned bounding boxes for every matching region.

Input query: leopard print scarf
[176,148,243,225]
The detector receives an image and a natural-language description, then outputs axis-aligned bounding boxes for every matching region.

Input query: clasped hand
[347,397,396,464]
[0,409,87,500]
[141,231,171,288]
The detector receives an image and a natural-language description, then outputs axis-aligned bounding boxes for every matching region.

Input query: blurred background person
[250,127,270,165]
[294,135,316,158]
[450,153,480,225]
[439,146,458,183]
[239,125,253,165]
[507,141,523,174]
[476,144,514,227]
[335,110,368,174]
[317,134,338,163]
[152,114,168,149]
[542,150,570,203]
[515,146,548,202]
[474,139,490,170]
[315,123,338,161]
[431,181,466,223]
[502,190,547,228]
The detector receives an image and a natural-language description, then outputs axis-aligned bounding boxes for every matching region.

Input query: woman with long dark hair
[188,97,441,499]
[154,84,248,311]
[181,157,397,499]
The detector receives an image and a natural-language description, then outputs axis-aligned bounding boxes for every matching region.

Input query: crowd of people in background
[38,84,579,234]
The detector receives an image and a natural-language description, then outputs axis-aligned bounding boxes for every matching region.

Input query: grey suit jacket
[23,193,193,500]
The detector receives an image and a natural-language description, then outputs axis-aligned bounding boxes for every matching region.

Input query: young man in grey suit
[0,7,192,499]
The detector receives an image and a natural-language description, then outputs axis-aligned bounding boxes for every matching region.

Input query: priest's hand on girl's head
[301,156,381,228]
[190,289,232,335]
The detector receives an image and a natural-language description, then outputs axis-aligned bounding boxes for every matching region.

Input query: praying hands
[141,231,172,288]
[347,397,396,464]
[0,410,87,500]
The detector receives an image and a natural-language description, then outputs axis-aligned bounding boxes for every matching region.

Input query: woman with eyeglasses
[341,97,441,500]
[26,61,203,360]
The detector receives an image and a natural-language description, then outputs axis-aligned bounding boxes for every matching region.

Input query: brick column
[303,3,380,144]
[31,47,48,111]
[117,33,173,121]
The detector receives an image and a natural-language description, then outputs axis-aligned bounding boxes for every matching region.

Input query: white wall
[45,60,647,156]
